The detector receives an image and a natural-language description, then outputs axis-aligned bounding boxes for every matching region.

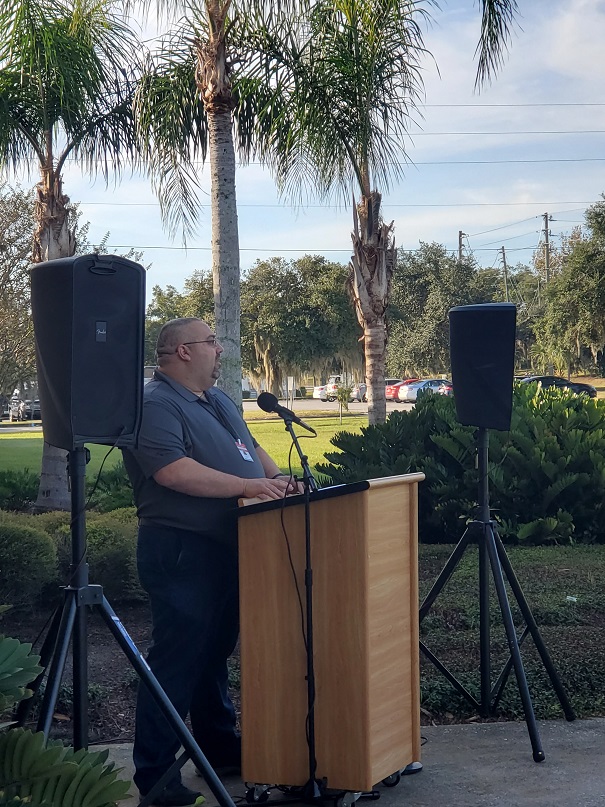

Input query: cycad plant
[0,608,131,807]
[319,384,605,545]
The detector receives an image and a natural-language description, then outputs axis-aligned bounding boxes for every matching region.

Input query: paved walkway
[103,718,605,807]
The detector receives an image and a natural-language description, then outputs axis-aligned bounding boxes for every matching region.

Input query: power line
[478,230,539,247]
[405,130,605,136]
[472,246,539,252]
[468,215,540,237]
[105,242,543,254]
[419,103,605,108]
[107,244,353,252]
[62,155,605,168]
[79,200,593,209]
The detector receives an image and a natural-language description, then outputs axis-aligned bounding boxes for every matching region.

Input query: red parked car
[385,379,419,400]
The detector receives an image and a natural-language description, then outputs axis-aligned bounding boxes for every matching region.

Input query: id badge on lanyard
[235,439,254,462]
[203,393,255,463]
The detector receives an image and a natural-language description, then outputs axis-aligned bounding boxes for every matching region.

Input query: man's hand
[241,476,292,501]
[278,475,304,495]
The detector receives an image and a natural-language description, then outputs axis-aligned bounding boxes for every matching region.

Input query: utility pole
[543,212,551,283]
[458,231,466,263]
[543,212,554,374]
[501,246,509,301]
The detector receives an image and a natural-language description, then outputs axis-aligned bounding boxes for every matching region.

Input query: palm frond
[133,29,208,240]
[474,0,520,90]
[235,0,433,203]
[0,0,144,180]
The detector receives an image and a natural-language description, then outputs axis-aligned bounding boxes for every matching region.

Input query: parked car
[313,375,344,402]
[313,384,328,401]
[324,375,343,401]
[519,375,597,398]
[385,379,419,400]
[314,376,366,402]
[398,379,452,402]
[350,382,367,402]
[20,399,41,419]
[8,397,22,421]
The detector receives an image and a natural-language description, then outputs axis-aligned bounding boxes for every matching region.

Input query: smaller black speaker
[449,303,517,431]
[31,254,145,451]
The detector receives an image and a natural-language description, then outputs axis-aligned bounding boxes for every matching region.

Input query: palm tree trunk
[32,165,76,262]
[196,0,242,408]
[33,163,75,512]
[349,191,395,425]
[208,106,242,406]
[363,320,388,424]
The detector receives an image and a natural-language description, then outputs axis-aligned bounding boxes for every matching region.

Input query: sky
[22,0,605,292]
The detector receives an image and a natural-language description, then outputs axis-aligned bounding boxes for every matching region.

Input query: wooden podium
[237,473,423,792]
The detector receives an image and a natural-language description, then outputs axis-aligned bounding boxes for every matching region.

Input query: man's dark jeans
[133,524,240,794]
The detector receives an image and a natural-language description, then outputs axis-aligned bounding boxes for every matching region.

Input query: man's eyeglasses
[182,338,219,347]
[157,337,219,356]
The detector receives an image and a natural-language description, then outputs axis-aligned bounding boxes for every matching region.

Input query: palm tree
[136,0,518,418]
[240,0,430,423]
[133,0,302,406]
[241,0,519,425]
[134,4,242,403]
[0,0,142,510]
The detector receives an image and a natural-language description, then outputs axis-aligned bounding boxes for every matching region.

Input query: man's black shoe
[140,783,202,806]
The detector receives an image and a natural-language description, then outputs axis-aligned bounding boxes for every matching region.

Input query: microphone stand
[281,416,322,802]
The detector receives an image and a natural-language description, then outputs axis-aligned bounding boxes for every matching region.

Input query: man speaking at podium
[123,317,300,806]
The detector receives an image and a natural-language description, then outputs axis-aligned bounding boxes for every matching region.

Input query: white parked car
[313,384,328,401]
[398,379,452,402]
[314,375,366,402]
[350,383,367,402]
[313,375,342,402]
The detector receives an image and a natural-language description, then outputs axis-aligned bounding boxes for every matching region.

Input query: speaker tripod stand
[17,447,237,807]
[419,428,575,762]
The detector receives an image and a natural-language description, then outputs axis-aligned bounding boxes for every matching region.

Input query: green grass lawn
[0,415,365,479]
[418,543,605,721]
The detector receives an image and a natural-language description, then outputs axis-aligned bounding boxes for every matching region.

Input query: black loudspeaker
[31,254,145,450]
[449,303,517,431]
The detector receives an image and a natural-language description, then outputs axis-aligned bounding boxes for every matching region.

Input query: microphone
[257,392,317,435]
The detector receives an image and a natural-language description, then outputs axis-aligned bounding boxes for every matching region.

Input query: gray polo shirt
[122,370,266,540]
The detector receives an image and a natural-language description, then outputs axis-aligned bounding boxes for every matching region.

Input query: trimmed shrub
[318,383,605,545]
[0,515,57,608]
[0,470,39,512]
[51,511,143,602]
[87,460,135,512]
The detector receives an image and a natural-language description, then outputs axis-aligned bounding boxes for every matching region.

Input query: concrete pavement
[102,718,605,807]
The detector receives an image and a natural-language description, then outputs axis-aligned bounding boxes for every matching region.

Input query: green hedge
[0,514,57,609]
[0,462,134,514]
[0,470,39,512]
[318,383,605,545]
[0,509,142,608]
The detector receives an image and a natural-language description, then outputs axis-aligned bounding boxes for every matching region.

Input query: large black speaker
[31,254,145,450]
[449,303,517,431]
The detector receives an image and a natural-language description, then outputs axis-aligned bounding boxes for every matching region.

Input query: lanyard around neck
[199,391,240,441]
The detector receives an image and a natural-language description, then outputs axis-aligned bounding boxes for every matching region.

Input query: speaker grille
[31,254,145,450]
[449,303,516,432]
